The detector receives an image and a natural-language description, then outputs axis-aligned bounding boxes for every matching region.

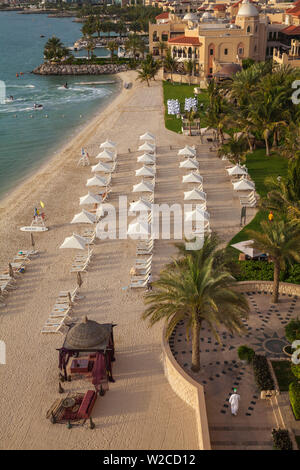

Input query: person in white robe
[229,389,240,416]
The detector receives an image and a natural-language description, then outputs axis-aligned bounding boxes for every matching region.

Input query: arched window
[153,31,158,42]
[162,31,168,42]
[188,47,192,59]
[254,45,257,52]
[247,25,251,33]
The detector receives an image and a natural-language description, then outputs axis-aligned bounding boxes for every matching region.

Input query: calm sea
[0,11,120,198]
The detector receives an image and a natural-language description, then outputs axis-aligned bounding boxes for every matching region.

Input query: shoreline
[0,72,132,218]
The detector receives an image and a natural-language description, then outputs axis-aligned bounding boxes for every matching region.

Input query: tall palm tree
[125,33,144,60]
[184,59,194,85]
[163,48,177,84]
[247,220,300,303]
[107,40,118,61]
[158,40,167,58]
[143,248,249,372]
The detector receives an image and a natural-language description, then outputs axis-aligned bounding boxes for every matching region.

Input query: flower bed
[252,354,275,391]
[272,428,293,450]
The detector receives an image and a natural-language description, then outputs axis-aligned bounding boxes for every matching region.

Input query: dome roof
[183,12,198,21]
[64,316,111,350]
[237,0,258,17]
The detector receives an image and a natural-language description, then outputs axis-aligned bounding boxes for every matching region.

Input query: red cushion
[77,390,96,419]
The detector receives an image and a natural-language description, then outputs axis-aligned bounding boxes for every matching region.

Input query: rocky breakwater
[33,63,128,76]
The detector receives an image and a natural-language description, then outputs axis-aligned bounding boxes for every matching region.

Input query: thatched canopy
[62,316,114,352]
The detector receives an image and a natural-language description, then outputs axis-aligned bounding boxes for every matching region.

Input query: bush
[233,260,300,284]
[284,264,300,284]
[289,381,300,420]
[237,345,255,363]
[272,428,293,450]
[285,318,300,343]
[252,354,275,391]
[291,364,300,380]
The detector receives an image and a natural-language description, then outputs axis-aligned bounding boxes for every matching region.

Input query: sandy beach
[0,71,253,449]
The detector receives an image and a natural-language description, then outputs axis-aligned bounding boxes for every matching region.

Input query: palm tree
[163,48,177,84]
[44,36,70,62]
[107,40,118,61]
[85,38,95,60]
[125,33,144,60]
[184,59,194,85]
[247,220,300,303]
[158,40,167,58]
[137,55,160,86]
[143,244,249,372]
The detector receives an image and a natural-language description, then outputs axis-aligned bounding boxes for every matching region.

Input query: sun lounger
[41,323,66,334]
[130,279,148,288]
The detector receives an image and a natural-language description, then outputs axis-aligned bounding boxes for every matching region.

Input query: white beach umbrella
[132,180,154,193]
[96,149,115,161]
[99,139,116,150]
[233,179,255,191]
[231,240,264,258]
[137,153,156,164]
[59,233,89,250]
[185,208,210,222]
[179,159,199,169]
[91,161,113,173]
[71,210,97,225]
[178,147,196,157]
[139,132,155,141]
[86,176,108,187]
[182,172,203,184]
[135,165,156,177]
[79,192,102,205]
[184,189,207,201]
[127,221,150,238]
[227,165,248,176]
[138,142,156,153]
[200,127,209,135]
[129,198,152,213]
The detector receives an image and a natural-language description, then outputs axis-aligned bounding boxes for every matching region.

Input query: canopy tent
[91,161,113,173]
[99,139,116,150]
[132,180,154,193]
[135,165,156,177]
[129,198,152,213]
[59,233,89,250]
[71,210,97,225]
[96,150,115,161]
[227,165,248,176]
[179,159,199,169]
[184,188,207,201]
[182,172,203,184]
[178,147,196,157]
[184,208,210,222]
[233,179,255,191]
[137,153,156,164]
[127,221,150,238]
[139,132,155,141]
[86,176,108,188]
[231,240,264,259]
[80,192,102,205]
[138,142,156,153]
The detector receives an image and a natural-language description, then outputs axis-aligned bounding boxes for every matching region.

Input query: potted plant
[237,345,255,364]
[284,319,300,357]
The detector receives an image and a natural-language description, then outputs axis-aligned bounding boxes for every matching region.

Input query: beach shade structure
[233,179,255,191]
[96,150,115,161]
[127,221,150,239]
[231,240,264,259]
[91,161,113,173]
[132,180,154,193]
[137,153,156,164]
[179,159,199,170]
[184,188,207,201]
[71,210,97,225]
[30,233,35,248]
[182,172,203,184]
[178,146,196,157]
[185,208,210,222]
[227,165,248,176]
[86,176,108,188]
[139,132,155,142]
[135,166,156,177]
[79,192,102,206]
[138,142,156,153]
[99,139,116,150]
[129,198,152,213]
[59,233,89,251]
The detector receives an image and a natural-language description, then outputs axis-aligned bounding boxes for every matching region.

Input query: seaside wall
[33,63,129,76]
[234,280,300,296]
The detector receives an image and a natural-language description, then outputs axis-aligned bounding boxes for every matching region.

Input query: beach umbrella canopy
[127,221,150,238]
[96,149,115,161]
[233,179,255,191]
[132,180,154,193]
[137,153,156,164]
[139,132,155,141]
[138,142,155,153]
[86,176,108,188]
[185,208,210,222]
[231,240,264,258]
[184,188,206,201]
[227,165,248,176]
[182,172,203,184]
[99,139,116,150]
[71,210,97,225]
[80,192,102,205]
[129,198,152,213]
[91,161,112,173]
[179,159,199,169]
[59,233,89,250]
[178,147,196,157]
[135,165,156,177]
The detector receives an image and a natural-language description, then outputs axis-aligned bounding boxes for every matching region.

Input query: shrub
[252,354,275,391]
[233,260,300,284]
[237,345,255,363]
[291,364,300,380]
[272,428,293,450]
[289,381,300,420]
[285,318,300,343]
[284,264,300,284]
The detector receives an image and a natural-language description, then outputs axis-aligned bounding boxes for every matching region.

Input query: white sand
[0,72,254,449]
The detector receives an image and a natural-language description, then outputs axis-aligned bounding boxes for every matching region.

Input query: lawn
[162,81,209,133]
[271,360,295,392]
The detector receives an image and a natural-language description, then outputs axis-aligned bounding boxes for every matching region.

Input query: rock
[32,62,129,76]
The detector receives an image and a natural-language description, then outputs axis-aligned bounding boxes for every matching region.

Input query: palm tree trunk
[191,320,201,372]
[273,260,280,303]
[246,134,253,152]
[265,136,270,156]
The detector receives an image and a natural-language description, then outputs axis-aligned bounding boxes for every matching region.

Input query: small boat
[33,104,43,110]
[40,35,45,38]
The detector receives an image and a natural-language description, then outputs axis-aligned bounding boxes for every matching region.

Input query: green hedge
[272,428,293,450]
[289,381,300,420]
[234,261,300,284]
[237,345,255,363]
[252,354,275,391]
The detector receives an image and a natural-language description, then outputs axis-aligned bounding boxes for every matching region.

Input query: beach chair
[130,279,148,288]
[134,255,153,265]
[41,323,66,334]
[58,286,80,301]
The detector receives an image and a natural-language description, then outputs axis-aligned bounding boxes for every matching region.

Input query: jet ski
[33,103,43,110]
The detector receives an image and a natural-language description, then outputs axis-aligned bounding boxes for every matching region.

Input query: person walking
[147,273,153,291]
[229,388,240,416]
